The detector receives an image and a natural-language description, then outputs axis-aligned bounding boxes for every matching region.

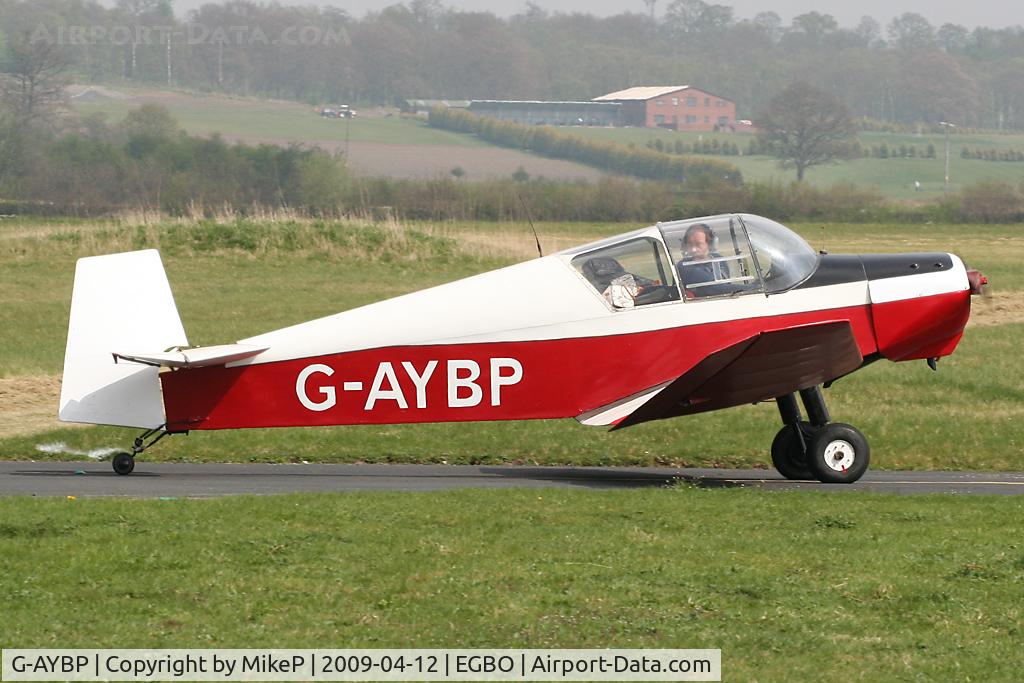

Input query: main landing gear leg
[770,394,814,480]
[770,387,870,484]
[112,425,173,476]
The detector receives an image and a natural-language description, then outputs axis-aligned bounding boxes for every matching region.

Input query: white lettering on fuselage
[365,361,407,410]
[295,358,523,412]
[295,363,336,411]
[448,359,483,408]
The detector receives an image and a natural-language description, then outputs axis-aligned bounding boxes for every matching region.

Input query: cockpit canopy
[567,214,819,308]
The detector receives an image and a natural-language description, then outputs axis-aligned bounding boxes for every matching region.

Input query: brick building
[592,86,736,131]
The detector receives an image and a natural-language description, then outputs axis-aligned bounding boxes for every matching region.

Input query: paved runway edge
[3,461,1024,497]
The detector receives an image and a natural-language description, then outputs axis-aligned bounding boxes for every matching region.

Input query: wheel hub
[822,439,856,472]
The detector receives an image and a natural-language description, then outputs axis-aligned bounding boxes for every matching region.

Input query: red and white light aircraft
[59,214,986,482]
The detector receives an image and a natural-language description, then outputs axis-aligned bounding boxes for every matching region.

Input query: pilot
[677,223,731,296]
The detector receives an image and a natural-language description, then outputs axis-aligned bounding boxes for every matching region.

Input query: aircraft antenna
[820,224,827,254]
[518,193,543,258]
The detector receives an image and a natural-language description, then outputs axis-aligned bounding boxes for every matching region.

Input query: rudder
[59,250,188,428]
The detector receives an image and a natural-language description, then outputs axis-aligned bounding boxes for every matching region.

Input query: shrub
[957,181,1024,222]
[429,107,742,185]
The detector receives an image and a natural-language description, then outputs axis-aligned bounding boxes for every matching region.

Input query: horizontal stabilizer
[114,344,268,368]
[611,320,863,430]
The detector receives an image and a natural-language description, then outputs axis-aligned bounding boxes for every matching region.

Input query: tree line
[1,0,1024,129]
[428,107,741,184]
[1,102,1021,223]
[652,138,940,160]
[2,104,349,215]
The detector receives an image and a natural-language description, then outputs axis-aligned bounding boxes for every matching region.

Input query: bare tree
[642,0,657,22]
[0,29,69,123]
[887,13,935,51]
[756,81,856,181]
[0,29,69,186]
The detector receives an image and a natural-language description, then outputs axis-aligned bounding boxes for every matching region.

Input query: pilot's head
[683,223,714,261]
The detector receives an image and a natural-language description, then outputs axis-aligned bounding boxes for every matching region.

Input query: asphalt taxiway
[2,461,1024,497]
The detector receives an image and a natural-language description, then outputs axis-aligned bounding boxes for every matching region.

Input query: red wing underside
[612,321,863,430]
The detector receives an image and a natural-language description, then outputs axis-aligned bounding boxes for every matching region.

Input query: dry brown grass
[429,226,599,261]
[0,211,581,264]
[0,375,83,438]
[968,291,1024,327]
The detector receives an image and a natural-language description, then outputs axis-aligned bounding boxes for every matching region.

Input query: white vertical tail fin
[59,250,188,428]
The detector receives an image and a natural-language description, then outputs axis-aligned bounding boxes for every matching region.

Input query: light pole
[345,109,351,160]
[939,121,956,193]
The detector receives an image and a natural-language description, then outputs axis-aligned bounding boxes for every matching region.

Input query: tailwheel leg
[112,425,173,476]
[798,386,870,484]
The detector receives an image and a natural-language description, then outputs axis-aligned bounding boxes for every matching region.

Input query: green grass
[560,127,1024,200]
[71,89,484,146]
[2,488,1024,680]
[742,156,1024,200]
[3,217,1022,679]
[71,88,1024,198]
[1,217,1020,470]
[570,126,1024,155]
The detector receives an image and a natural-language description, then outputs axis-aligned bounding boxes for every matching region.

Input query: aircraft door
[661,216,764,299]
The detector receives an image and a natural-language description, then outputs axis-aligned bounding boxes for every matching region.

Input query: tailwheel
[112,452,135,476]
[111,424,177,476]
[806,423,870,484]
[770,421,816,480]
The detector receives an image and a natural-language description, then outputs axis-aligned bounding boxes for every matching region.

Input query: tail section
[59,250,188,428]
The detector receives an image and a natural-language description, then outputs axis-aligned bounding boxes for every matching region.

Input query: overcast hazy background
[158,0,1020,30]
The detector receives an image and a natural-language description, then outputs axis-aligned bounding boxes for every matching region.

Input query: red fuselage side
[161,304,886,431]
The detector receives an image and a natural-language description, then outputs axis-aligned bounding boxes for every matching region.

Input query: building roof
[593,86,734,103]
[470,100,621,107]
[405,99,471,108]
[593,86,691,102]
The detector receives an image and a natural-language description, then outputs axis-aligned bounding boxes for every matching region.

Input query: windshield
[739,215,818,293]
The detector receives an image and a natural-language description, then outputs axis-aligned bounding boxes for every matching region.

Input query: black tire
[770,421,815,480]
[112,452,135,476]
[806,423,869,484]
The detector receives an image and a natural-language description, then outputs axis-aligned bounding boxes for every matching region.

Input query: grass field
[70,88,604,180]
[567,127,1024,200]
[69,87,1024,195]
[2,488,1024,680]
[71,87,484,147]
[1,216,1021,470]
[3,216,1023,680]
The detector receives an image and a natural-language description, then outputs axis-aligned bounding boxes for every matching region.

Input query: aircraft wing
[113,344,268,369]
[610,321,863,430]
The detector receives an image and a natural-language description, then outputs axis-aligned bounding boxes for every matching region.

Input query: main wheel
[770,421,815,480]
[112,452,135,476]
[806,423,869,484]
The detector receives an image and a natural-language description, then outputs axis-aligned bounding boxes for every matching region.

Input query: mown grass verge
[1,488,1023,680]
[1,217,1020,470]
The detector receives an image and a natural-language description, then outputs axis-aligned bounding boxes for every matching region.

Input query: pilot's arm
[677,259,714,291]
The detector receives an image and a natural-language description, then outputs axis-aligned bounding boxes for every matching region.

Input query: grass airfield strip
[2,488,1023,680]
[1,218,1021,471]
[2,218,1023,680]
